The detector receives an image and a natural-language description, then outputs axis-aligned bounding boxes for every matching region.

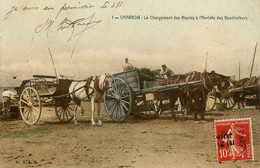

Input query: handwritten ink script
[3,1,124,58]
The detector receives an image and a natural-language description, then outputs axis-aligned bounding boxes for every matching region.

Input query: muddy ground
[0,102,259,168]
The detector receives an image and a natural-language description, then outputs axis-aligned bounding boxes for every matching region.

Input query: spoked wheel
[19,87,42,125]
[206,91,216,112]
[104,77,132,122]
[222,95,235,110]
[55,102,75,123]
[136,100,159,119]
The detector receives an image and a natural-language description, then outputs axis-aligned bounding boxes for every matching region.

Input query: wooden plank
[141,80,203,93]
[128,83,139,92]
[126,76,137,83]
[39,92,55,97]
[33,75,57,79]
[228,85,259,93]
[115,70,141,93]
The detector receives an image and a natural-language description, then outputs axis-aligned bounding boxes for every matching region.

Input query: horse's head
[100,73,113,94]
[207,71,231,92]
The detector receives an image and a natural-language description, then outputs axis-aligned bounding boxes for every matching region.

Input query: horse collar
[84,77,94,99]
[95,76,104,93]
[201,73,212,91]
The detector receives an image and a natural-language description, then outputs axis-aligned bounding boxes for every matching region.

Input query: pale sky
[0,0,259,87]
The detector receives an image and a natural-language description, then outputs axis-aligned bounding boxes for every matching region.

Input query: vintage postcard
[0,0,259,167]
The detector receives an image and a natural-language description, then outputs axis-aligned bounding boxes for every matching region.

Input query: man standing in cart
[123,58,134,71]
[160,64,174,79]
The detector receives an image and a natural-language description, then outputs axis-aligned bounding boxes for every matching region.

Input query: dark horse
[163,71,231,120]
[230,76,260,110]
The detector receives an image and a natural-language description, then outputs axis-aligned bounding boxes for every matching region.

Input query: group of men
[123,58,174,79]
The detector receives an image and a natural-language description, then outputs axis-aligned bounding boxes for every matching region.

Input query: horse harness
[84,77,95,99]
[84,76,105,99]
[185,71,197,83]
[71,76,104,102]
[200,72,214,92]
[93,76,105,94]
[185,72,213,101]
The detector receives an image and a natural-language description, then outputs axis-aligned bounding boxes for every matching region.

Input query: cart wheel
[19,87,41,125]
[222,96,235,110]
[55,102,75,123]
[104,77,132,122]
[206,91,216,111]
[136,100,159,119]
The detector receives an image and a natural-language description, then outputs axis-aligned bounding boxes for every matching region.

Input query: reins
[53,85,86,99]
[201,72,214,92]
[53,79,94,100]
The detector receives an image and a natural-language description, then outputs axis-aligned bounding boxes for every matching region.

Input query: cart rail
[228,84,259,93]
[141,80,203,93]
[33,75,57,79]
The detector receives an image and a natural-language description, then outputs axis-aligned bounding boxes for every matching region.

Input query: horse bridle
[99,75,113,91]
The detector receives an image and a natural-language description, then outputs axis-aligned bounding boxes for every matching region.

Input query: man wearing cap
[160,64,174,79]
[123,58,134,71]
[1,89,17,117]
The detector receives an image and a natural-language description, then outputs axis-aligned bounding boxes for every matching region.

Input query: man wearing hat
[1,89,17,119]
[160,64,174,79]
[123,58,134,71]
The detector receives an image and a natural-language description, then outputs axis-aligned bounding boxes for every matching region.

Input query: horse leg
[185,95,193,115]
[242,94,246,109]
[200,98,206,120]
[179,97,186,114]
[169,96,178,121]
[193,97,199,121]
[232,93,237,111]
[97,100,102,126]
[238,93,243,110]
[73,104,79,125]
[91,97,96,126]
[79,106,84,115]
[76,103,84,115]
[72,98,82,124]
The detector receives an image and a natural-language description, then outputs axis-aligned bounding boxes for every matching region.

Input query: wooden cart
[17,75,75,125]
[104,70,203,121]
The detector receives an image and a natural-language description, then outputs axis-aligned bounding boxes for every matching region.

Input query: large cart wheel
[19,87,42,125]
[104,77,132,122]
[55,102,75,122]
[222,95,235,110]
[206,91,216,111]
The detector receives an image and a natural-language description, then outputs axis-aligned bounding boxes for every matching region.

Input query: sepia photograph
[0,0,259,167]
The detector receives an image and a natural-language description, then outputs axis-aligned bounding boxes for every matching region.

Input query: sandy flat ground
[0,102,259,168]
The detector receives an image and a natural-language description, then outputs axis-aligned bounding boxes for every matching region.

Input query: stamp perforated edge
[214,117,254,163]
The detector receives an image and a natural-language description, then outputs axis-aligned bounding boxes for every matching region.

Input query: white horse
[69,74,113,125]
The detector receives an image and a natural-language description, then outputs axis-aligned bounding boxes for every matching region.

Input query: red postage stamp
[215,118,254,162]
